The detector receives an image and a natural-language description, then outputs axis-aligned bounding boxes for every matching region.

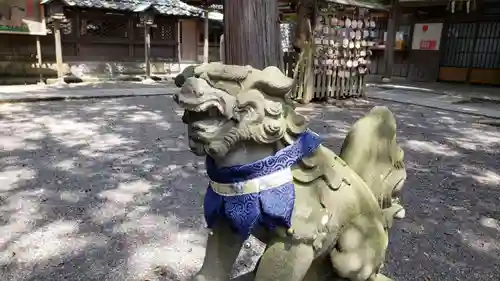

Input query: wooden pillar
[223,0,282,69]
[177,20,182,63]
[35,35,44,84]
[53,19,65,83]
[219,4,225,63]
[128,16,134,58]
[383,0,399,82]
[219,34,224,63]
[75,11,81,57]
[144,24,152,79]
[203,4,209,63]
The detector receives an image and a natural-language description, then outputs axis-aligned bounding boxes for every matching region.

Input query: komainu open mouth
[184,100,225,116]
[182,105,228,128]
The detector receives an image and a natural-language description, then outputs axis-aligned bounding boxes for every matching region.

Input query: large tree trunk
[223,0,282,69]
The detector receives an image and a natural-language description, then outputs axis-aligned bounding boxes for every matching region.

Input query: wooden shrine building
[0,0,223,84]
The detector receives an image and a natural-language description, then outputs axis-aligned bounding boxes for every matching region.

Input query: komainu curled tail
[340,106,406,212]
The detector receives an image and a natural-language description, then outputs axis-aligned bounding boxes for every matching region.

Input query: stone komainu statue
[173,63,407,281]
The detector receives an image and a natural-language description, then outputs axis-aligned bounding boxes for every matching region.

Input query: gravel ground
[0,96,498,281]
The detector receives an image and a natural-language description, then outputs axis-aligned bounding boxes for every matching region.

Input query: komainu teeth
[192,102,223,115]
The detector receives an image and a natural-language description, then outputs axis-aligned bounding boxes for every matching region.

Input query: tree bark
[223,0,282,69]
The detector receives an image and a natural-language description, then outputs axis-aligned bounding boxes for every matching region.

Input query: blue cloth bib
[204,130,322,239]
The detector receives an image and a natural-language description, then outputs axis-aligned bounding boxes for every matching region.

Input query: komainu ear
[250,66,294,98]
[174,64,198,87]
[195,63,252,82]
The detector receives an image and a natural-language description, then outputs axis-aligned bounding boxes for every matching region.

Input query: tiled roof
[325,0,389,10]
[40,0,215,18]
[208,4,223,10]
[181,0,388,11]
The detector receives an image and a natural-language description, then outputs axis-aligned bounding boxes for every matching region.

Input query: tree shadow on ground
[0,96,498,281]
[0,97,211,281]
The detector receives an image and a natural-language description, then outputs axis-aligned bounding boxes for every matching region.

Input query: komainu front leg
[191,220,244,281]
[328,273,393,281]
[369,273,393,281]
[329,216,389,281]
[254,237,314,281]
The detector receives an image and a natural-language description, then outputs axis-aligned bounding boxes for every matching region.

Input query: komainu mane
[173,63,407,281]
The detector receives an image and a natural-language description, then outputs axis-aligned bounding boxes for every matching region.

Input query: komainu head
[173,63,308,160]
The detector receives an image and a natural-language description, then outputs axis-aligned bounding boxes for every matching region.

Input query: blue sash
[204,130,322,239]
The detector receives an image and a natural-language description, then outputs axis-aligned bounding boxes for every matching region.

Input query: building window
[441,22,476,68]
[472,22,500,69]
[80,13,128,38]
[152,21,175,41]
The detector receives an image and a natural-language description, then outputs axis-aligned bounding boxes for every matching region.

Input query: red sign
[419,40,437,50]
[422,25,429,32]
